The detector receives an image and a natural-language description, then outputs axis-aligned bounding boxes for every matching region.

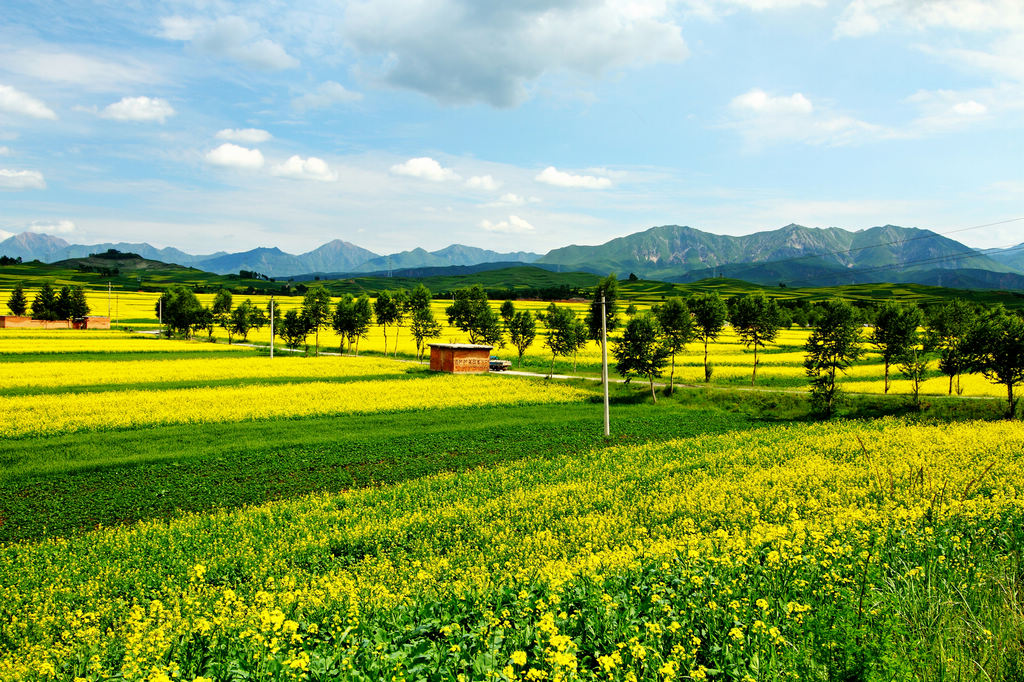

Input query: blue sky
[1,0,1022,256]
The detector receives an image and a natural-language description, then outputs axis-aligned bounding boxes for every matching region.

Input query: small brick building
[429,343,493,373]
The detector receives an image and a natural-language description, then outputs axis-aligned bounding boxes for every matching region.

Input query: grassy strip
[0,398,752,542]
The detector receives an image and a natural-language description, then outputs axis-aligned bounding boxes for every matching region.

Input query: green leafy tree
[541,303,582,378]
[7,283,28,316]
[332,294,357,353]
[446,285,502,346]
[625,303,638,318]
[212,289,234,342]
[230,299,262,342]
[155,286,203,338]
[965,307,1024,419]
[927,299,977,396]
[408,284,433,314]
[390,290,409,356]
[653,297,694,394]
[410,307,443,362]
[196,306,216,340]
[374,291,401,356]
[55,286,73,321]
[508,310,537,368]
[870,302,923,393]
[31,283,59,321]
[500,300,516,328]
[69,286,90,321]
[688,292,729,383]
[351,295,373,355]
[302,285,333,356]
[804,299,863,418]
[279,309,310,350]
[614,314,670,403]
[896,331,933,411]
[730,293,782,385]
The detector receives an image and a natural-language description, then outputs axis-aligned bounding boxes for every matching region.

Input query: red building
[429,343,493,373]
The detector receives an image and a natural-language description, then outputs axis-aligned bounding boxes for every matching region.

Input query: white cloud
[836,0,1024,37]
[390,157,459,181]
[535,166,613,189]
[480,215,536,234]
[216,128,272,143]
[205,143,265,170]
[0,146,10,156]
[343,0,688,107]
[100,96,175,123]
[29,219,75,234]
[725,88,886,146]
[0,47,160,92]
[466,175,501,191]
[0,84,57,120]
[272,155,338,182]
[292,81,363,111]
[731,88,813,115]
[0,228,12,240]
[160,15,298,71]
[0,169,46,190]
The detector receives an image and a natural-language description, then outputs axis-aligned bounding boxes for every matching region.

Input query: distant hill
[538,224,1019,285]
[0,232,537,278]
[985,243,1024,272]
[3,222,1020,290]
[349,246,539,273]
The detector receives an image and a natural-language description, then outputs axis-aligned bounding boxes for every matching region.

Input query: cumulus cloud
[535,166,612,189]
[0,84,57,120]
[725,88,886,146]
[0,228,12,240]
[100,96,175,123]
[731,88,813,115]
[272,155,338,182]
[292,81,363,111]
[343,0,688,107]
[466,175,500,191]
[480,215,535,234]
[205,143,265,170]
[903,88,1000,135]
[390,157,459,181]
[29,219,75,234]
[216,128,272,143]
[160,15,298,71]
[0,169,46,190]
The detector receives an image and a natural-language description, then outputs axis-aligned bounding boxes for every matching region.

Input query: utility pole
[107,282,111,319]
[270,297,275,359]
[602,295,610,437]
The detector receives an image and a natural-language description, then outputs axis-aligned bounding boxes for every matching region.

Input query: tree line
[148,279,1024,418]
[607,290,1024,419]
[6,282,91,322]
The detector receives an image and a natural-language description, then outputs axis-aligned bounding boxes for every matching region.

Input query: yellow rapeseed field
[0,354,410,390]
[0,374,588,437]
[0,418,1021,680]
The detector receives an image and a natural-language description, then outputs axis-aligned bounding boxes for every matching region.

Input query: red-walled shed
[429,343,493,373]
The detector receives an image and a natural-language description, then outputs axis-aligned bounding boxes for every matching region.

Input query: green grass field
[1,320,1023,681]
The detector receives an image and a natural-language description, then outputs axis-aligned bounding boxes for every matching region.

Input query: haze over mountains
[3,224,1023,290]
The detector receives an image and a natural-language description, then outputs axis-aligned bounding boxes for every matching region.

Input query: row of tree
[607,290,1024,419]
[6,282,91,321]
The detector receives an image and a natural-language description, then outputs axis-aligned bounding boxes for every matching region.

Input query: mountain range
[2,224,1022,290]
